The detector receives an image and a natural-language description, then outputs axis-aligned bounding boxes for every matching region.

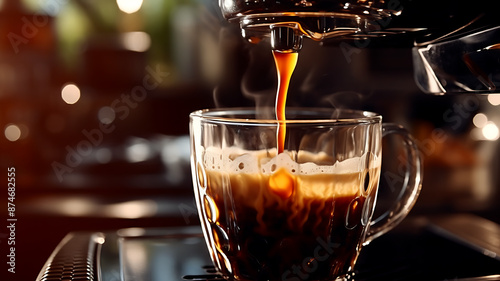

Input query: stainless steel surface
[428,214,500,261]
[413,27,500,95]
[37,216,500,280]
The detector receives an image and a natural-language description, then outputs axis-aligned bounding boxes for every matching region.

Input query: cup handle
[363,123,423,245]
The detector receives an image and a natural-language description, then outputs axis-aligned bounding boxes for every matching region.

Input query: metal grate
[36,232,101,281]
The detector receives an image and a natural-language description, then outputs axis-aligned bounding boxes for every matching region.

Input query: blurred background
[0,0,499,279]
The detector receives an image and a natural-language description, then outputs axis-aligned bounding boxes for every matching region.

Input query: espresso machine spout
[270,25,303,53]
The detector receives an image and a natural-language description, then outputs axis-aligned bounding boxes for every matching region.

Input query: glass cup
[189,107,422,281]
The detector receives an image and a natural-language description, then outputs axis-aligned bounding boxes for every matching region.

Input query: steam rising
[211,27,276,116]
[211,33,371,115]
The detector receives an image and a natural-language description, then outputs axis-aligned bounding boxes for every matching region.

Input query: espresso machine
[218,0,500,95]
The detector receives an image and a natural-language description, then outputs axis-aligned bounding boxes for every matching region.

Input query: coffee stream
[272,50,299,154]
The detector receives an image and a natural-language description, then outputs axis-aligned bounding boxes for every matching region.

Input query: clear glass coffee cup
[190,107,422,281]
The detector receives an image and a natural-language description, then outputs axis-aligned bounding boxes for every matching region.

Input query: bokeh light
[487,94,500,106]
[61,83,81,104]
[121,32,151,52]
[482,122,499,141]
[4,124,21,142]
[98,106,116,124]
[125,138,151,162]
[473,113,488,128]
[96,148,113,164]
[116,0,143,14]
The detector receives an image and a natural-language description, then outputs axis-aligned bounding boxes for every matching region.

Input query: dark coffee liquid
[223,196,364,281]
[202,157,378,281]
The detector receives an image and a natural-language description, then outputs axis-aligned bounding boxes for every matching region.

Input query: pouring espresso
[254,0,401,155]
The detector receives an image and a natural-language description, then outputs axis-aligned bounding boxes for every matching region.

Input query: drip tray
[36,214,500,281]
